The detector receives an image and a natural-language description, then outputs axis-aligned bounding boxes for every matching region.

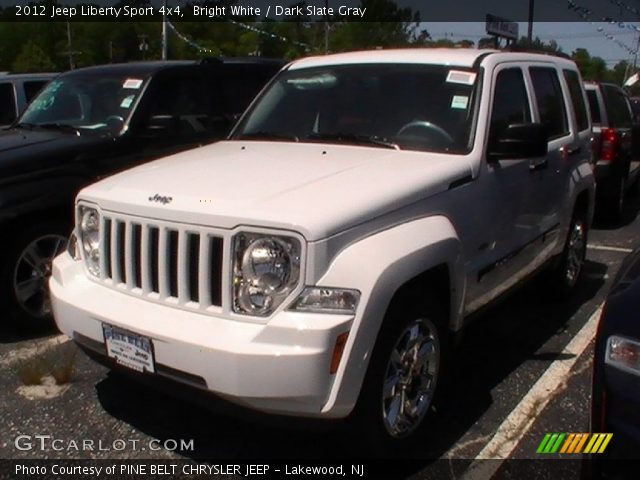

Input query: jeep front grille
[99,215,223,309]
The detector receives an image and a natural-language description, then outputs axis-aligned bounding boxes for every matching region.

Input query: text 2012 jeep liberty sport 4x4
[51,49,595,446]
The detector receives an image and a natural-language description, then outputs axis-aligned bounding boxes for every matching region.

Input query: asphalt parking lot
[1,194,639,479]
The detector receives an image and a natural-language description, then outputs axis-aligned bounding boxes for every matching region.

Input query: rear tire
[348,293,449,455]
[0,220,69,331]
[602,175,625,222]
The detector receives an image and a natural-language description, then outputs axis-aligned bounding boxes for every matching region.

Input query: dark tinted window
[586,89,601,124]
[235,64,480,154]
[0,82,17,124]
[489,68,531,141]
[136,69,229,138]
[219,65,279,115]
[530,67,569,139]
[603,85,632,128]
[23,80,49,103]
[563,69,589,131]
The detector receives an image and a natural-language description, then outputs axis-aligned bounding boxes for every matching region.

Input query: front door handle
[530,158,548,172]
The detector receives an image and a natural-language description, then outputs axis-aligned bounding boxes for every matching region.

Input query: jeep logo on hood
[148,194,173,205]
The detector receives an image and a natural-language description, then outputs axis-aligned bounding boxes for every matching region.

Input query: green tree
[572,48,607,81]
[11,40,56,72]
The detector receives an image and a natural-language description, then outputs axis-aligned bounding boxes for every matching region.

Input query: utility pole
[161,0,168,60]
[527,0,535,43]
[324,0,329,54]
[62,21,81,69]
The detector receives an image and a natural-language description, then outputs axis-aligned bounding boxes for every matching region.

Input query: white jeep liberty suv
[51,49,595,446]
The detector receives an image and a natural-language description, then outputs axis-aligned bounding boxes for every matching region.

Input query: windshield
[18,73,148,135]
[233,64,480,154]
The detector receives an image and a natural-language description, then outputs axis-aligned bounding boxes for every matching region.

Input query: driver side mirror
[488,123,548,161]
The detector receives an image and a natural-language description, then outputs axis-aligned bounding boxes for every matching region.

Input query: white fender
[316,215,465,416]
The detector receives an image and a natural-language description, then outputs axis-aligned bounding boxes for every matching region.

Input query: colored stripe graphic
[537,433,612,454]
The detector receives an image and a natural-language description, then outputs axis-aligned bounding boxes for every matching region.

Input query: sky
[1,0,639,67]
[423,22,640,67]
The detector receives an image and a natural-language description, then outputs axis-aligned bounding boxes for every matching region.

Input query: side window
[529,67,569,139]
[586,90,601,124]
[23,80,49,103]
[489,68,531,141]
[137,70,225,138]
[563,69,589,131]
[0,82,17,124]
[603,86,632,128]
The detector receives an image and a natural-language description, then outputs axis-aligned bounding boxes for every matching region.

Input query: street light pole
[527,0,534,43]
[161,0,168,60]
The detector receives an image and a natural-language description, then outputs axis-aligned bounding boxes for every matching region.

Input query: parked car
[584,82,640,220]
[586,247,640,478]
[0,72,57,128]
[51,49,595,449]
[0,58,284,328]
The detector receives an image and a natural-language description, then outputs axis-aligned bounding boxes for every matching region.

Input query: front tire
[350,294,448,453]
[0,221,69,330]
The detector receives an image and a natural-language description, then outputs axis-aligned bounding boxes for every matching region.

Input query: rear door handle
[529,158,548,172]
[566,146,582,156]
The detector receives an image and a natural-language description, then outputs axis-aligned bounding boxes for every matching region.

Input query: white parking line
[0,334,70,368]
[587,244,634,253]
[461,305,603,480]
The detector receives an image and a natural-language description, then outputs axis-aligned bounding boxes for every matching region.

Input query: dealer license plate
[103,324,155,373]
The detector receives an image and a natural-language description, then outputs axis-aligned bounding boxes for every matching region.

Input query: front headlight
[606,335,640,376]
[232,232,301,316]
[79,206,101,276]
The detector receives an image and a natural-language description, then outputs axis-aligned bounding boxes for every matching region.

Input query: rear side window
[0,82,17,124]
[529,67,569,139]
[586,90,601,124]
[603,85,632,128]
[489,68,531,140]
[23,80,49,103]
[563,69,589,131]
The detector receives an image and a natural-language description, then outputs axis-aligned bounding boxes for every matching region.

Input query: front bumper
[50,253,353,418]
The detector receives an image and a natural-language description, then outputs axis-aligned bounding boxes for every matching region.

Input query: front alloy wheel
[13,234,67,318]
[381,318,440,439]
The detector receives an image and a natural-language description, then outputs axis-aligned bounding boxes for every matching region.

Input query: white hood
[80,141,473,241]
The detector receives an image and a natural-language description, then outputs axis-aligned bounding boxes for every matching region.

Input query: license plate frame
[102,324,155,374]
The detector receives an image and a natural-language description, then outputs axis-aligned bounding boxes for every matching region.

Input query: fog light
[290,287,360,314]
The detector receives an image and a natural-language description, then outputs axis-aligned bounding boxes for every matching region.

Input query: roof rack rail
[504,45,570,59]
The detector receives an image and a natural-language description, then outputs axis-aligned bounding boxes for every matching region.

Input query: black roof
[61,57,285,78]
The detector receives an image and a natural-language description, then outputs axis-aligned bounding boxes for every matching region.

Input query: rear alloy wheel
[381,317,440,439]
[13,234,68,319]
[563,219,587,288]
[545,213,587,298]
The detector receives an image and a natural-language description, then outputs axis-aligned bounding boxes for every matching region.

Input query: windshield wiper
[14,122,37,130]
[307,132,399,150]
[238,131,299,142]
[36,123,82,135]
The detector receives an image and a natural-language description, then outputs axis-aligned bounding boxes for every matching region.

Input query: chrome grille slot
[99,214,224,312]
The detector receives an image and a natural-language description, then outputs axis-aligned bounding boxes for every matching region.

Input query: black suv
[0,58,284,328]
[0,72,57,128]
[585,81,640,219]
